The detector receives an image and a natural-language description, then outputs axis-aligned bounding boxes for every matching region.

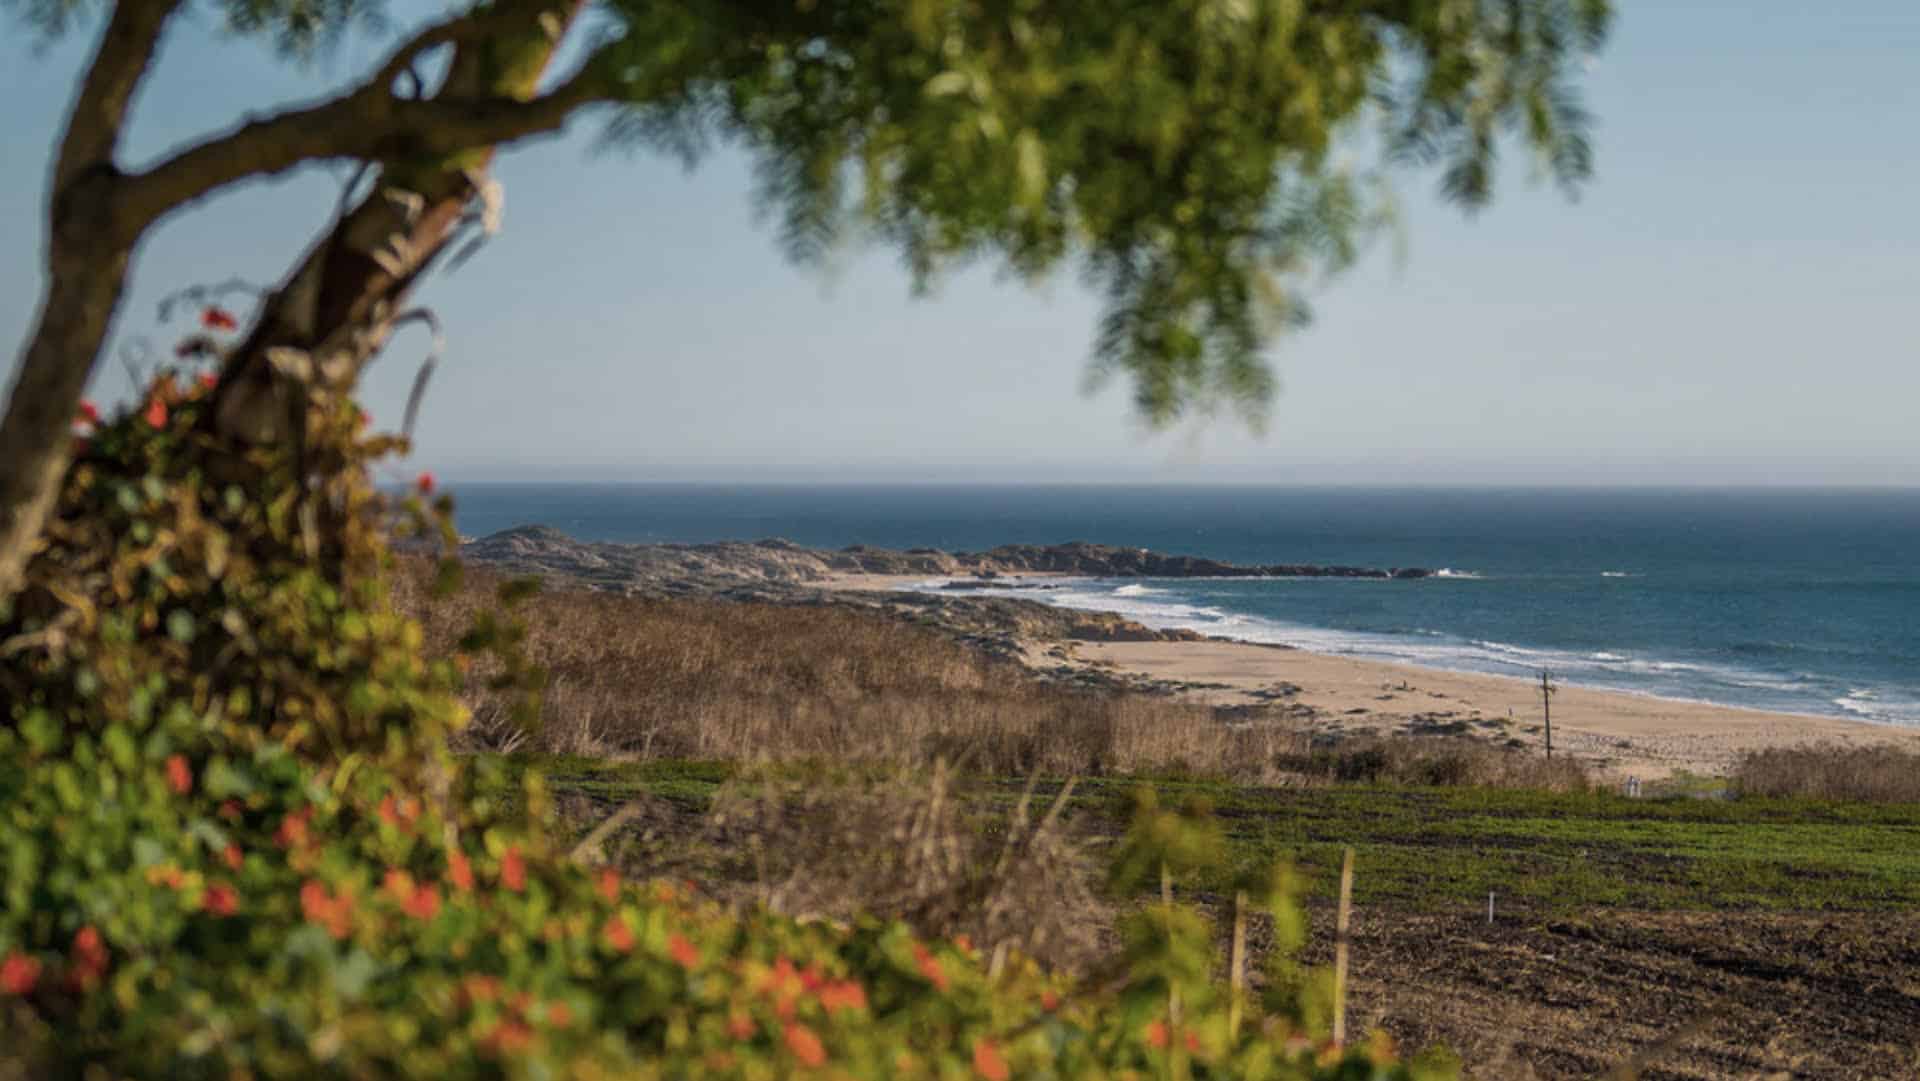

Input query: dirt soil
[1303,907,1920,1080]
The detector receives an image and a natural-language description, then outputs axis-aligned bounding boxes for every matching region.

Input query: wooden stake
[1228,889,1248,1039]
[1332,847,1354,1048]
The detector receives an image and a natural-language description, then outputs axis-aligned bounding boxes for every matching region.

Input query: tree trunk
[0,176,133,610]
[210,0,583,448]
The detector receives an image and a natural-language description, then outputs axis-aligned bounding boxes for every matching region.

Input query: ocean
[450,484,1920,727]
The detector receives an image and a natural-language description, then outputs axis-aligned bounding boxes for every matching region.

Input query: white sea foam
[1599,571,1635,578]
[1432,568,1485,579]
[896,577,1918,726]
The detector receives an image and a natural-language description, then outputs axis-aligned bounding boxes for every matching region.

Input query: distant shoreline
[822,571,1920,781]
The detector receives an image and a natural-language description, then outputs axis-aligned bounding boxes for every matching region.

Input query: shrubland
[0,367,1452,1078]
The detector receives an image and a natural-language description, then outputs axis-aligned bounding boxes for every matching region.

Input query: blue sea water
[451,484,1920,726]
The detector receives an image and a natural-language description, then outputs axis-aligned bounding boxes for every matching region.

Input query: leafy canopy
[14,0,1608,426]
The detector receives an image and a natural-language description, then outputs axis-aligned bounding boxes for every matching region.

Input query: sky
[3,3,1918,486]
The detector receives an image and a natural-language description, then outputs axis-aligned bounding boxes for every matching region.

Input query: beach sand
[1056,638,1920,780]
[818,575,1920,780]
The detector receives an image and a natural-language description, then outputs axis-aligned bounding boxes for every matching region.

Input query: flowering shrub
[0,366,1457,1079]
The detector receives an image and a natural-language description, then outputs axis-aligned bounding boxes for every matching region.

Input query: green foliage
[0,372,1452,1078]
[594,0,1612,427]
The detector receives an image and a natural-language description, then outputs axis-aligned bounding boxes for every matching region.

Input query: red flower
[601,915,634,953]
[202,883,239,917]
[223,844,244,871]
[597,867,620,903]
[164,754,192,795]
[817,980,867,1013]
[500,846,526,892]
[143,397,168,429]
[545,1001,574,1028]
[300,880,353,940]
[481,1021,534,1055]
[71,926,107,983]
[275,807,313,849]
[219,800,244,821]
[378,793,419,829]
[77,400,101,425]
[1145,1020,1170,1049]
[782,1023,827,1068]
[197,371,218,390]
[416,471,436,495]
[667,933,699,970]
[1185,1029,1203,1054]
[726,1012,755,1041]
[461,975,501,1004]
[973,1039,1009,1081]
[404,883,441,921]
[448,850,475,893]
[912,943,949,992]
[1040,989,1061,1012]
[201,307,238,331]
[0,952,40,996]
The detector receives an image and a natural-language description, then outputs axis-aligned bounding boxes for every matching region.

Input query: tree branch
[53,0,185,194]
[120,62,607,227]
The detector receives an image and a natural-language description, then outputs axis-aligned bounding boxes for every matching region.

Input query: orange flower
[223,844,244,871]
[404,883,441,921]
[144,397,168,429]
[668,933,699,970]
[461,974,501,1005]
[275,808,313,849]
[201,307,239,331]
[500,846,526,892]
[727,1012,756,1040]
[912,943,949,992]
[817,980,867,1013]
[378,794,401,827]
[1,952,40,995]
[1145,1020,1170,1049]
[601,915,634,953]
[164,755,192,795]
[1040,990,1061,1012]
[545,1001,574,1028]
[782,1023,827,1068]
[300,880,353,940]
[597,867,620,903]
[384,869,416,904]
[973,1039,1009,1081]
[481,1021,534,1055]
[448,851,475,893]
[202,883,239,917]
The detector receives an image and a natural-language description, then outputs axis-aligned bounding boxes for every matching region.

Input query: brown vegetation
[398,566,1585,790]
[1732,742,1920,802]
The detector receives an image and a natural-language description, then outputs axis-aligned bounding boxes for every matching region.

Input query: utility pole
[1539,670,1557,760]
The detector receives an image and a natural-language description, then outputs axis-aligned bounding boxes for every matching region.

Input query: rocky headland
[461,525,1431,593]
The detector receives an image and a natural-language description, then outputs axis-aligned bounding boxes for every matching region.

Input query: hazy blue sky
[4,3,1918,485]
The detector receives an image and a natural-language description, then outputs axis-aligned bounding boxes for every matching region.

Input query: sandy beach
[1060,638,1920,779]
[821,575,1920,780]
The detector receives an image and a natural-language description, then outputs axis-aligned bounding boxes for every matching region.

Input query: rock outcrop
[459,525,1430,593]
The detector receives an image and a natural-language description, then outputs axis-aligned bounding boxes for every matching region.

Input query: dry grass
[397,565,1587,790]
[399,564,1297,779]
[1732,742,1920,802]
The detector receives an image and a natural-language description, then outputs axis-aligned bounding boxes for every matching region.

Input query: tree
[0,0,1610,604]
